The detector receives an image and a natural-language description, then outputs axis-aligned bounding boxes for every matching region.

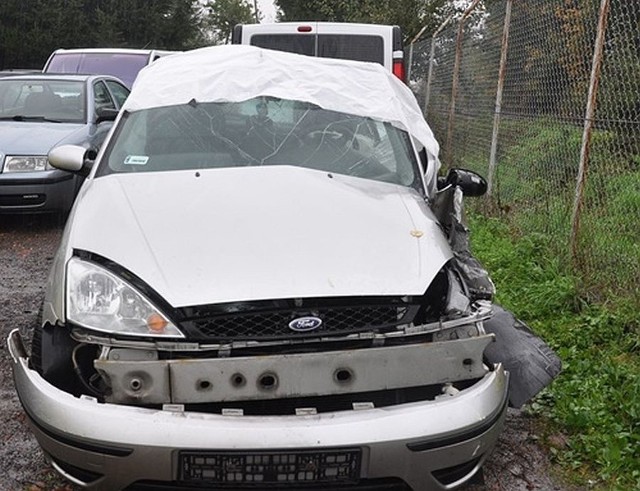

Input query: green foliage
[84,0,205,49]
[468,213,640,490]
[469,216,578,318]
[0,0,206,68]
[576,170,640,295]
[0,0,90,68]
[205,0,257,44]
[496,120,582,203]
[463,118,640,301]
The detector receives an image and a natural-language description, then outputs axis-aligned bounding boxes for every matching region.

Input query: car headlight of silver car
[3,155,53,172]
[66,257,184,338]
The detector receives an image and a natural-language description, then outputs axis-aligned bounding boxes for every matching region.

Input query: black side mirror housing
[441,168,488,197]
[95,107,119,124]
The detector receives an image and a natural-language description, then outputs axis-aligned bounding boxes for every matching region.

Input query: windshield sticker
[124,155,149,166]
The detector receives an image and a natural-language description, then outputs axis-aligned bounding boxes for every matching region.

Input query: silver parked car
[0,74,128,214]
[8,46,559,490]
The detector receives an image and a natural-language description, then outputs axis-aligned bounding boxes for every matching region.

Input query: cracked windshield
[103,97,418,186]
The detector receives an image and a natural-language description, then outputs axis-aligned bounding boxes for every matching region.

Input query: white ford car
[8,45,548,491]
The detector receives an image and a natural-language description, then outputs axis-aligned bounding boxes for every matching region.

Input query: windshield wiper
[0,115,63,123]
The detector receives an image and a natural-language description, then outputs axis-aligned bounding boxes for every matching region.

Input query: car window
[46,53,149,89]
[250,34,315,56]
[318,35,384,65]
[80,54,148,89]
[249,34,384,66]
[0,79,85,123]
[105,80,129,108]
[93,81,116,112]
[100,97,419,189]
[44,53,82,73]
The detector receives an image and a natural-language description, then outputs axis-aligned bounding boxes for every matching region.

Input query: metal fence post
[406,25,429,82]
[424,15,454,114]
[424,40,437,112]
[570,0,611,263]
[407,43,414,82]
[487,0,512,197]
[445,0,482,169]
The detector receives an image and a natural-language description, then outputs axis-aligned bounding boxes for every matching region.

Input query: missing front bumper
[8,328,509,490]
[94,335,494,405]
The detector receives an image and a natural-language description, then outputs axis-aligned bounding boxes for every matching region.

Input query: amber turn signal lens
[147,313,168,332]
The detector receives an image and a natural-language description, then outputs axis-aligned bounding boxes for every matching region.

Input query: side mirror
[442,168,487,197]
[48,145,96,178]
[95,107,119,124]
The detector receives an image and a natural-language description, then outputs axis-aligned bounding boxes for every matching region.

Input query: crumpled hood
[0,122,86,155]
[68,167,452,307]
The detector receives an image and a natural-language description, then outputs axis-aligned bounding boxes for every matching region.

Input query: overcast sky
[257,0,277,22]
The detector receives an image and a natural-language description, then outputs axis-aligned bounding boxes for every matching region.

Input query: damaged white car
[8,46,559,491]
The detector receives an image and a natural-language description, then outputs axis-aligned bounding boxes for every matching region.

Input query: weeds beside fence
[411,0,640,303]
[469,213,640,489]
[410,2,640,486]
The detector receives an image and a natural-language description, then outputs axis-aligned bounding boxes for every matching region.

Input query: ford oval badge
[288,316,323,332]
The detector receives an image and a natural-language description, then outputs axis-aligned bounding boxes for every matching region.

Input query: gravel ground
[0,214,578,491]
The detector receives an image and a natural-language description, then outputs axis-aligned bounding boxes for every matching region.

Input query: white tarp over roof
[125,45,440,170]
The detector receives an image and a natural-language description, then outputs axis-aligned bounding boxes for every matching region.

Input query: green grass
[459,118,640,302]
[446,110,640,488]
[468,213,640,490]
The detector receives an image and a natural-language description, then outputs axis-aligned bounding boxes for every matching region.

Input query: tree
[0,0,205,69]
[204,0,258,45]
[85,0,204,49]
[0,0,92,68]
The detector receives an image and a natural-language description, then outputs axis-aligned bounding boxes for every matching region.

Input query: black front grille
[178,299,420,342]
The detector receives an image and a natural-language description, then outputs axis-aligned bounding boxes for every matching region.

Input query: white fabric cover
[125,45,441,184]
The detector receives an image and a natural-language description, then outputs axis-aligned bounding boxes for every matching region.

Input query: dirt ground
[0,214,578,491]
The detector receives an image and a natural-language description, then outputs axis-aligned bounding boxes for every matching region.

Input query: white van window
[318,35,384,64]
[250,34,384,65]
[250,34,315,56]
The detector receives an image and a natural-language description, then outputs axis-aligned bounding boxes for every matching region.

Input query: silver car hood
[0,122,85,155]
[67,166,452,307]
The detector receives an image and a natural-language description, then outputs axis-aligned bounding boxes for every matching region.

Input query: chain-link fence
[411,0,639,301]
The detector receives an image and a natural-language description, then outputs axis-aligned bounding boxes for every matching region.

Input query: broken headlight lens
[66,257,184,338]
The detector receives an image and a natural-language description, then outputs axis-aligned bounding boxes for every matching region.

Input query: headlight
[66,257,184,338]
[3,155,53,172]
